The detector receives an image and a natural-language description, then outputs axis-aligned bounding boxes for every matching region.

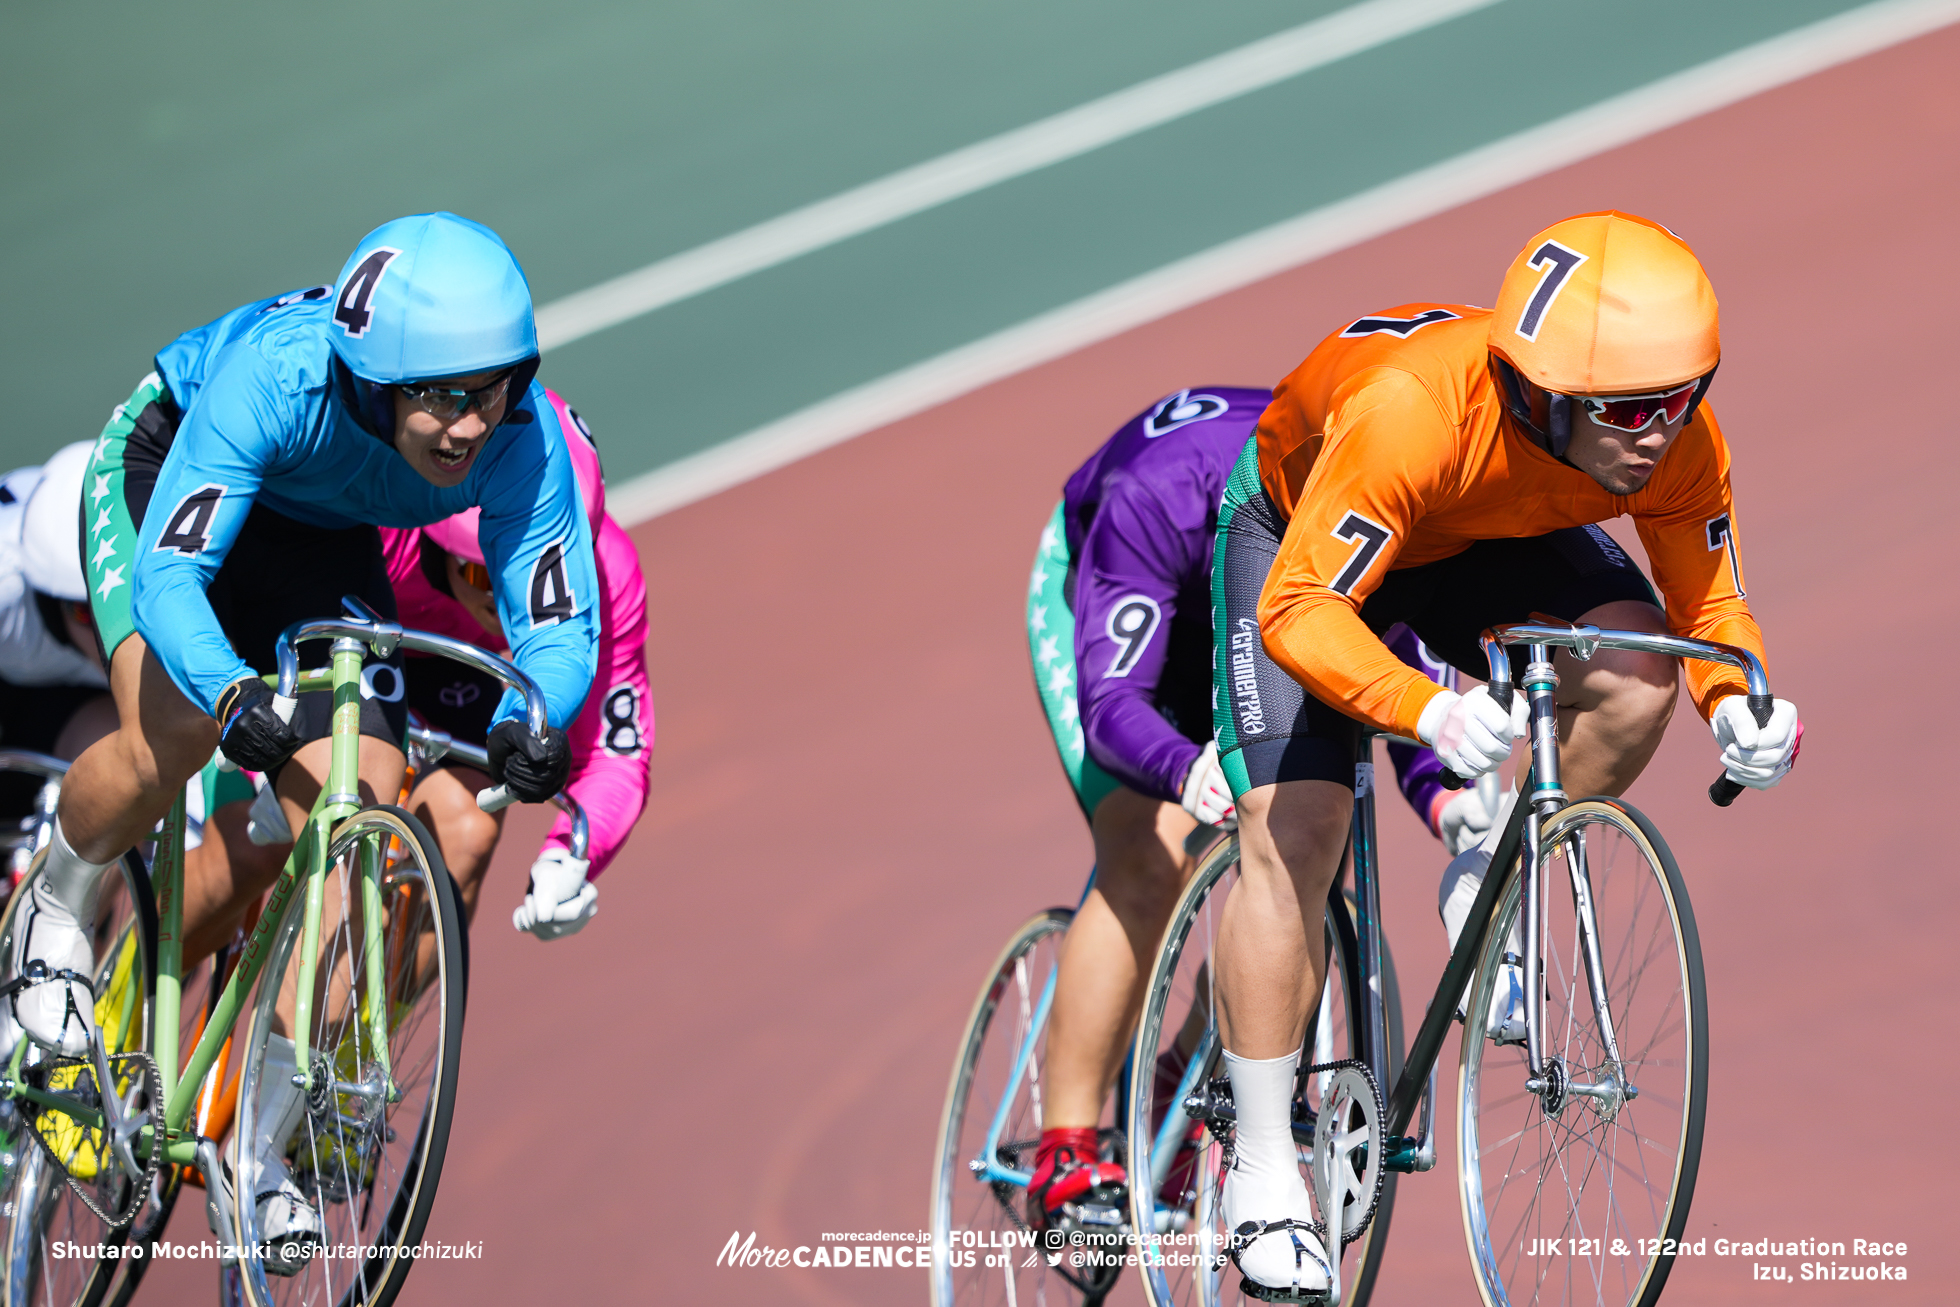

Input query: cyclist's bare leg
[405,763,504,927]
[179,800,291,969]
[51,693,117,762]
[1043,786,1196,1129]
[1210,778,1349,1286]
[1551,599,1678,798]
[57,635,217,864]
[1214,779,1350,1057]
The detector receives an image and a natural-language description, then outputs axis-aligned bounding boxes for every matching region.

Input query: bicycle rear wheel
[1128,838,1401,1307]
[0,850,156,1307]
[1457,799,1706,1307]
[933,907,1119,1306]
[233,805,463,1307]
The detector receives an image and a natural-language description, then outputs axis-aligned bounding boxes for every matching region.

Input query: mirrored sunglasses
[1579,379,1700,433]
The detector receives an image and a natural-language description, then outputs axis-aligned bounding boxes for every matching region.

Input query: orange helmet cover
[1488,211,1719,395]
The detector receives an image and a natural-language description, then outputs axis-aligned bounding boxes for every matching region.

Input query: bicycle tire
[1128,838,1401,1307]
[931,907,1105,1306]
[232,805,464,1307]
[0,850,157,1307]
[1457,799,1706,1307]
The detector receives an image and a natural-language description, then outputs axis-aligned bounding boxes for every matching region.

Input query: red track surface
[141,25,1959,1305]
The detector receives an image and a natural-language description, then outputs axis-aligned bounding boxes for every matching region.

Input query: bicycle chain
[1304,1059,1385,1248]
[22,1048,164,1231]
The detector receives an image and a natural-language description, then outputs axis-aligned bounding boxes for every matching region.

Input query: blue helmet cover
[327,212,538,384]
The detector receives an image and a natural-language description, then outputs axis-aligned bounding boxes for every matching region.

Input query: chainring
[21,1047,164,1230]
[1308,1060,1384,1248]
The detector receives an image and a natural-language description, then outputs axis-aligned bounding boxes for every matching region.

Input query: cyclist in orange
[1207,212,1801,1296]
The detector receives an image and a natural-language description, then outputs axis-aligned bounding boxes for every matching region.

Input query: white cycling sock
[42,817,110,921]
[1221,1049,1326,1289]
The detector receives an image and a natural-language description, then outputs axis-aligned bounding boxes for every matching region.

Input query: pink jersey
[381,512,652,877]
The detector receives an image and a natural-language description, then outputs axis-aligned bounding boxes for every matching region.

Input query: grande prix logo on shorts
[1230,619,1266,735]
[1143,390,1229,438]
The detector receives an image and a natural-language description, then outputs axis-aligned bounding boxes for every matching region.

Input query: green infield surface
[3,0,1950,508]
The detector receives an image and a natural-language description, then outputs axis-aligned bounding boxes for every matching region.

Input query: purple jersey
[1062,388,1456,822]
[1062,389,1269,802]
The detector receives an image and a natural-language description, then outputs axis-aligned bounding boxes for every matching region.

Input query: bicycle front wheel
[1458,799,1707,1307]
[932,907,1104,1307]
[233,805,464,1307]
[1128,839,1400,1307]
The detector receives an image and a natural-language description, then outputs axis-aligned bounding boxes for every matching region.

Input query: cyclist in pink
[379,388,650,938]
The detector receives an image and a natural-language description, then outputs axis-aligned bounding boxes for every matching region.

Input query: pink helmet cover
[424,387,604,565]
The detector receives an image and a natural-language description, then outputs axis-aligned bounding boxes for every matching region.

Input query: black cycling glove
[216,678,302,774]
[487,719,571,802]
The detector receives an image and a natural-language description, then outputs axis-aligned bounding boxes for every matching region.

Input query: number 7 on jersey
[1329,512,1393,596]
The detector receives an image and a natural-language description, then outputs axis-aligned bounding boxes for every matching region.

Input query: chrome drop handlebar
[272,596,553,813]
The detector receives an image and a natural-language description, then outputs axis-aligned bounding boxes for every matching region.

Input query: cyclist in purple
[1023,388,1494,1229]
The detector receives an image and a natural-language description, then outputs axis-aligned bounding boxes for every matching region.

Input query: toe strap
[1226,1217,1331,1286]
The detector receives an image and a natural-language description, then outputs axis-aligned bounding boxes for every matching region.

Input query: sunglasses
[1579,379,1701,433]
[399,371,513,422]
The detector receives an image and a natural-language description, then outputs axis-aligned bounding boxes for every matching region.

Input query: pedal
[1237,1279,1331,1305]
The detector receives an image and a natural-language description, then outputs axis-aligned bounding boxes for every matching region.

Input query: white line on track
[608,0,1960,528]
[534,0,1505,351]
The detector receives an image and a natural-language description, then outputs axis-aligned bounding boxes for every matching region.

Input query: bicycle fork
[1515,642,1630,1110]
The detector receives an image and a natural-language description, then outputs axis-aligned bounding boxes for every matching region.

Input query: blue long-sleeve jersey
[137,289,598,729]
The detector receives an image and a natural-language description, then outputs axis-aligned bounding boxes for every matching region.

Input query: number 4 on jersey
[154,484,226,555]
[528,541,577,628]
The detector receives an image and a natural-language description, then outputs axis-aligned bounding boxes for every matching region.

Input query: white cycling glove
[1435,787,1494,856]
[512,847,598,941]
[1179,741,1237,828]
[1418,687,1526,780]
[1709,696,1802,789]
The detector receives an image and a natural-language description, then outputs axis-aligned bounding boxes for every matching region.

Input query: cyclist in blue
[1022,388,1492,1233]
[11,212,598,1270]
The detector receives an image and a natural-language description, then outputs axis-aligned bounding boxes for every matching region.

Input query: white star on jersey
[1028,564,1048,598]
[95,564,126,600]
[91,535,118,568]
[1045,663,1074,697]
[1029,603,1048,635]
[1035,635,1060,666]
[90,473,111,503]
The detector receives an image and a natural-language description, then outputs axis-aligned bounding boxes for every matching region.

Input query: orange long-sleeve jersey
[1255,305,1764,741]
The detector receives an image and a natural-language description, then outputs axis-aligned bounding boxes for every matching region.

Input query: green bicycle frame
[137,642,392,1164]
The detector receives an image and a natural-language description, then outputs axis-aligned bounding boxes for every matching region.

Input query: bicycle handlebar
[1429,620,1773,804]
[404,726,591,860]
[271,596,554,813]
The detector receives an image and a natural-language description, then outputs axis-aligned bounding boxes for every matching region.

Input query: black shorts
[86,375,406,757]
[0,679,106,820]
[1211,438,1657,794]
[403,659,501,752]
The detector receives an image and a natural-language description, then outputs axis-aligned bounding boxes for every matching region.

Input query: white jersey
[0,465,106,690]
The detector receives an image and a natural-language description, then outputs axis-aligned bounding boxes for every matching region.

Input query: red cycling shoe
[1027,1127,1127,1225]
